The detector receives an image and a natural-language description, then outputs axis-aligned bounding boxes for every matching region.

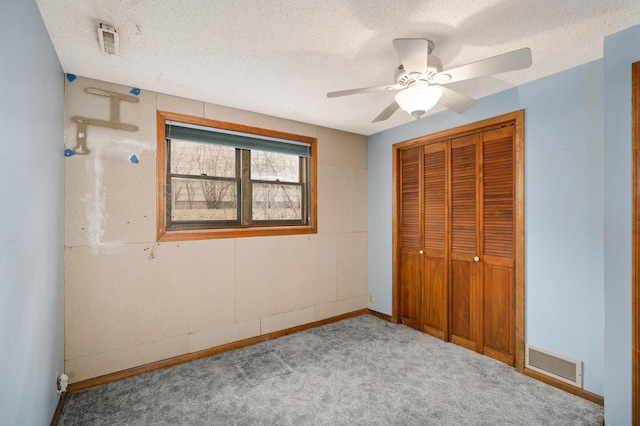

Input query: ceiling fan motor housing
[395,55,443,86]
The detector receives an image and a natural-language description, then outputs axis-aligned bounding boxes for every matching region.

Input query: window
[157,111,317,241]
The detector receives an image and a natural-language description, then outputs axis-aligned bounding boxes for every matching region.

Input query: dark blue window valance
[166,120,311,157]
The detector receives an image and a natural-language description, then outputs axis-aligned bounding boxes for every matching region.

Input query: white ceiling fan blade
[372,101,399,123]
[435,47,532,84]
[437,86,478,113]
[393,38,430,75]
[327,84,404,98]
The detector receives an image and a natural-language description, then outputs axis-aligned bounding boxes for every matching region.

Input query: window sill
[157,224,318,241]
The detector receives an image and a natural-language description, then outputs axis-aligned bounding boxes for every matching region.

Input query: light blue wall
[368,60,605,395]
[603,23,640,426]
[0,1,65,425]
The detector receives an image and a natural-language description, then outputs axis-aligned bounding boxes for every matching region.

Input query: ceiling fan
[327,39,532,122]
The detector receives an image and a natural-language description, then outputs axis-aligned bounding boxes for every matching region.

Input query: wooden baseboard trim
[367,309,394,322]
[523,367,604,406]
[50,392,67,426]
[67,309,369,393]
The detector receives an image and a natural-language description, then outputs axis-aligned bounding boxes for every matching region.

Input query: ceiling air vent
[525,344,582,388]
[98,23,119,55]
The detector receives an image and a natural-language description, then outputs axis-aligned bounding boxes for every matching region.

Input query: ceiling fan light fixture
[394,83,443,119]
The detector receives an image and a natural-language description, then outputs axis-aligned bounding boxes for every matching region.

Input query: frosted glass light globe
[395,83,443,119]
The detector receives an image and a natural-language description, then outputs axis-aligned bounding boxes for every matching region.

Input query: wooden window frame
[157,110,317,241]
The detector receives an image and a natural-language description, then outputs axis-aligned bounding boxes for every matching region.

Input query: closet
[395,112,523,368]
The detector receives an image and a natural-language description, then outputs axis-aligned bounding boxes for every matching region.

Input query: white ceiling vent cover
[98,23,119,55]
[525,344,582,388]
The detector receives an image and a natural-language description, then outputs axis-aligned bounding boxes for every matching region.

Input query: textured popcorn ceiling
[36,0,640,135]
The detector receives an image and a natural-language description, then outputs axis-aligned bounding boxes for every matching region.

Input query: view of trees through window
[251,150,302,221]
[169,139,304,224]
[170,140,238,222]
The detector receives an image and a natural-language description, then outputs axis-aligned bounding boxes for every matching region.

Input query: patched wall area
[64,76,368,382]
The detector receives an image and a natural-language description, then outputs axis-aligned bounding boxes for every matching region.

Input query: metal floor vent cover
[525,344,582,388]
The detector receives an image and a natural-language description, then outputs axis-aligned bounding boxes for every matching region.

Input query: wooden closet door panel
[481,126,515,365]
[422,143,448,339]
[399,147,423,329]
[483,264,514,365]
[424,144,447,252]
[423,258,446,339]
[483,127,514,259]
[400,148,421,249]
[450,259,478,351]
[451,139,477,254]
[399,250,422,328]
[450,135,480,350]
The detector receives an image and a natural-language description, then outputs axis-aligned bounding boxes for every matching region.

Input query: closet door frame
[632,60,639,426]
[391,109,525,372]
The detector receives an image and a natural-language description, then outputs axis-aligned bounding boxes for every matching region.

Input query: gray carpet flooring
[59,315,604,425]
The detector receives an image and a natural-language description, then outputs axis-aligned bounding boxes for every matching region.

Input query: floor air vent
[525,344,582,388]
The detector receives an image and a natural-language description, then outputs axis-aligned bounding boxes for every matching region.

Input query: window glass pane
[171,177,237,221]
[251,150,299,182]
[252,183,302,221]
[170,140,236,178]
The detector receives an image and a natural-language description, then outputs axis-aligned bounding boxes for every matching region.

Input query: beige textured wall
[64,76,368,382]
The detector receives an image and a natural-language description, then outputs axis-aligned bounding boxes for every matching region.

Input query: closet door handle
[473,256,480,262]
[419,250,424,255]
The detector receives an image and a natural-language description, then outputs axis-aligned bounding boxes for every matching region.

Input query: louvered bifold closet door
[481,125,516,366]
[398,147,423,329]
[422,142,449,339]
[395,115,519,368]
[449,134,481,352]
